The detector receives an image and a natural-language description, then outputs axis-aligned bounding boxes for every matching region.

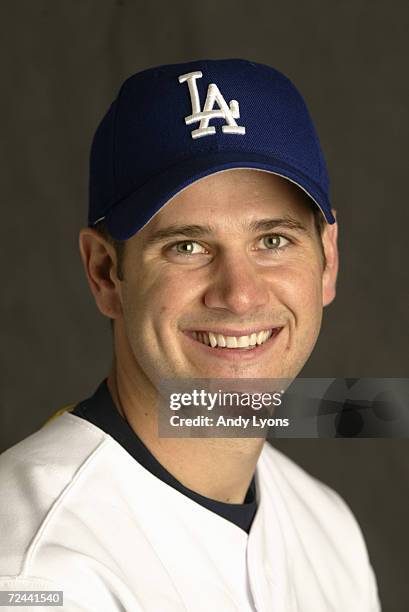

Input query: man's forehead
[143,170,315,234]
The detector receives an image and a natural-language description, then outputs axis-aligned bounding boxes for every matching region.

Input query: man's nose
[203,251,269,316]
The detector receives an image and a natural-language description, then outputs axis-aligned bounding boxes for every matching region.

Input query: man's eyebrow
[144,217,310,247]
[248,217,310,234]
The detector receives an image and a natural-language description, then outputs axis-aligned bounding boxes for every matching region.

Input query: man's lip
[182,326,283,337]
[180,327,284,360]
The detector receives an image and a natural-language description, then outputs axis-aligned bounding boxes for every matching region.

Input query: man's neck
[107,368,265,504]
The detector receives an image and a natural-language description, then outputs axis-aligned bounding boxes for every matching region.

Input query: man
[0,59,381,611]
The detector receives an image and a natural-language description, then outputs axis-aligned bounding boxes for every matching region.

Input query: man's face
[116,169,337,385]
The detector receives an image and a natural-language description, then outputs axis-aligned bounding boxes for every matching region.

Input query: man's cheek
[271,269,318,308]
[292,267,322,304]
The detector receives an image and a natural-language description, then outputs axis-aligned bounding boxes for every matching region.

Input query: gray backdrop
[1,1,408,610]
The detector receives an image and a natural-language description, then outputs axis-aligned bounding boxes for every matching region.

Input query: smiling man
[0,59,380,611]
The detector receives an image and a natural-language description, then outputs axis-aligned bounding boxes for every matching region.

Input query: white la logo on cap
[178,71,246,139]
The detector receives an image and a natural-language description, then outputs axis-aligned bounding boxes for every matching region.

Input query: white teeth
[256,331,265,345]
[209,332,217,348]
[217,334,226,347]
[192,328,276,349]
[237,335,250,347]
[226,336,238,348]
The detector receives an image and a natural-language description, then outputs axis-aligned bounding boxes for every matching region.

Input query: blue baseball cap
[89,58,335,240]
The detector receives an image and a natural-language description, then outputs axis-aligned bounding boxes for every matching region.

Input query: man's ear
[78,228,123,319]
[322,209,339,307]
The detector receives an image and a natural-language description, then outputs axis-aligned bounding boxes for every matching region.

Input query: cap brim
[105,152,335,240]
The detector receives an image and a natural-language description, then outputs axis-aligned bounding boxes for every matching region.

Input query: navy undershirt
[71,380,258,534]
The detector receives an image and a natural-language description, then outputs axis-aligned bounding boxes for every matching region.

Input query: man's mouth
[185,327,282,351]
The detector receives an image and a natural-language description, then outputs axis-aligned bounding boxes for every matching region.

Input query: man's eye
[171,241,207,255]
[258,234,291,251]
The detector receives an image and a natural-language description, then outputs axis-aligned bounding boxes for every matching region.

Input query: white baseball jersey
[0,410,381,611]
